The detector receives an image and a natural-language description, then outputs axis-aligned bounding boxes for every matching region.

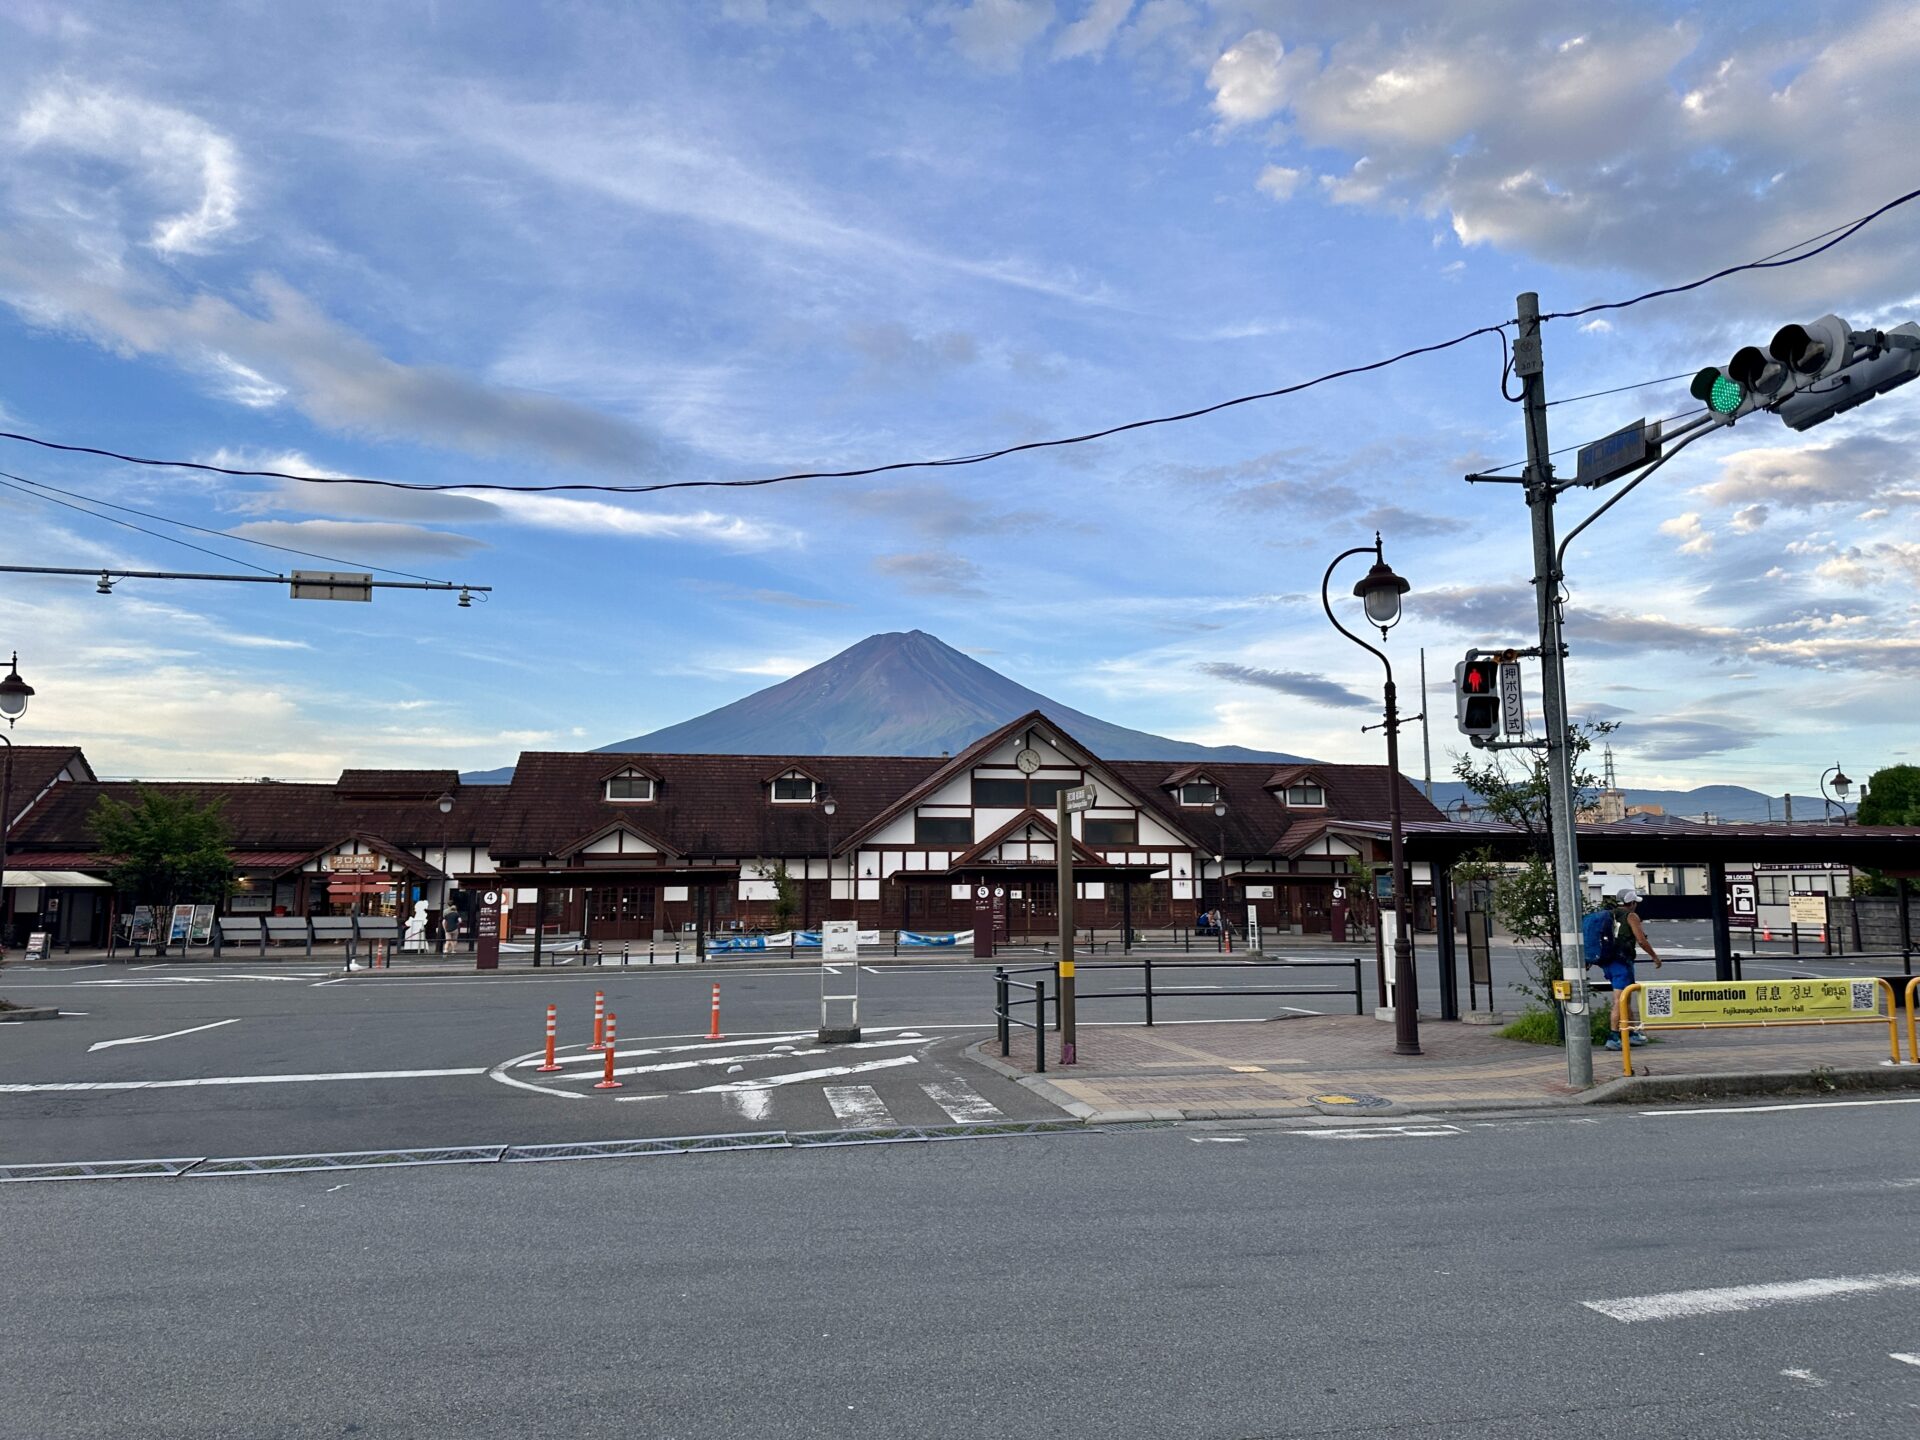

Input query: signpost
[1618,976,1898,1072]
[819,918,860,1043]
[474,887,502,970]
[1725,870,1757,929]
[290,570,373,602]
[1789,892,1828,927]
[1057,781,1096,1066]
[971,885,995,958]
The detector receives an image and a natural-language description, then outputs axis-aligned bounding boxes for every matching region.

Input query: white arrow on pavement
[88,1018,239,1053]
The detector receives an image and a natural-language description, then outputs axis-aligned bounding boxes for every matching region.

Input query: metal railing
[994,970,1049,1073]
[995,954,1364,1040]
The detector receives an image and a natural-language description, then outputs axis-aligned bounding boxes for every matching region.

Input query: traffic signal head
[1693,314,1856,422]
[1455,656,1500,742]
[1775,321,1920,432]
[1690,366,1747,415]
[1769,314,1851,379]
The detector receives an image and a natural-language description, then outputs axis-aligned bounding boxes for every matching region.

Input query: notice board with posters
[168,904,195,944]
[189,904,216,944]
[130,906,157,944]
[1788,892,1829,926]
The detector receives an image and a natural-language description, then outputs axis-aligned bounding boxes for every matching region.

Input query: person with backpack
[1604,885,1662,1050]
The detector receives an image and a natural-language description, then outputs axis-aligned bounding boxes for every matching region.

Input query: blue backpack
[1580,908,1615,969]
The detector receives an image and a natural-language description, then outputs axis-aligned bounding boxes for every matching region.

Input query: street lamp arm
[1321,545,1393,686]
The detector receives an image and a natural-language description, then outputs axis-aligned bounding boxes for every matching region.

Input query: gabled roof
[949,809,1106,870]
[1269,816,1332,858]
[838,710,1206,852]
[2,745,93,831]
[598,759,663,782]
[762,761,826,786]
[1262,763,1320,790]
[279,832,447,879]
[555,817,681,860]
[1159,764,1217,788]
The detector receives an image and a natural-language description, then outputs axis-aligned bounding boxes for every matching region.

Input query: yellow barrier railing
[1618,978,1901,1076]
[1907,977,1919,1067]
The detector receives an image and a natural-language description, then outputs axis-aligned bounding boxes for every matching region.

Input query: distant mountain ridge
[1425,780,1845,825]
[464,630,1309,780]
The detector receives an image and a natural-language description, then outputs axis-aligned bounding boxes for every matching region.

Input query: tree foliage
[769,859,800,929]
[88,788,235,912]
[1449,722,1613,1009]
[1852,765,1920,895]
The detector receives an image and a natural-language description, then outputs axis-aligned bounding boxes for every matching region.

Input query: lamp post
[1820,765,1852,824]
[1323,536,1420,1056]
[822,795,837,922]
[0,653,34,955]
[436,790,454,952]
[1212,798,1228,946]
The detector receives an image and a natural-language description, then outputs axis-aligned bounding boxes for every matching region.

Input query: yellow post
[1618,982,1640,1077]
[1907,977,1919,1065]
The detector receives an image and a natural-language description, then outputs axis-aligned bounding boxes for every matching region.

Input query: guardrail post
[996,968,1008,1055]
[1143,952,1154,1027]
[1052,959,1063,1032]
[1900,877,1914,977]
[1035,978,1046,1074]
[1353,953,1364,1015]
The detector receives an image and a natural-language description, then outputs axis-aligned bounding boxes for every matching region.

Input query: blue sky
[0,1,1916,795]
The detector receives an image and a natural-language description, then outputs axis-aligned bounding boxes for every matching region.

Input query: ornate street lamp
[436,790,455,952]
[0,652,33,956]
[1323,535,1420,1056]
[1820,764,1852,824]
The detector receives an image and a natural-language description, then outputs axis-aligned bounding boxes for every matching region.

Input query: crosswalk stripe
[921,1080,1003,1124]
[824,1084,894,1127]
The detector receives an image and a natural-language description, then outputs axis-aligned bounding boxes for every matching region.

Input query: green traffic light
[1690,366,1745,415]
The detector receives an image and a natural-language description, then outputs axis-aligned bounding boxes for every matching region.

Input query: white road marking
[1584,1273,1920,1323]
[486,1050,583,1099]
[1891,1353,1920,1368]
[565,1035,932,1083]
[0,1067,485,1094]
[1190,1136,1248,1144]
[522,1032,814,1070]
[725,1090,774,1122]
[309,977,348,987]
[88,1018,239,1053]
[821,965,843,975]
[824,1084,895,1127]
[690,1054,919,1093]
[1297,1125,1464,1141]
[1781,1368,1828,1387]
[921,1080,1003,1124]
[1641,1098,1920,1117]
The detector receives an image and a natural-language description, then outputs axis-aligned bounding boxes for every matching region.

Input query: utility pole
[1055,789,1077,1065]
[1515,291,1593,1088]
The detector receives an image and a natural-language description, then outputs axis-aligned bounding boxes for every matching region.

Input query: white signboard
[1062,784,1098,813]
[822,919,859,963]
[1499,661,1525,736]
[1788,892,1828,926]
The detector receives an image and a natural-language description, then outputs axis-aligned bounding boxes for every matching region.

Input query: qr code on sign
[1646,988,1673,1018]
[1852,981,1876,1011]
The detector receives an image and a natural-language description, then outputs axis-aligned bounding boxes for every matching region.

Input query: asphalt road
[2,928,1909,1166]
[4,1098,1918,1438]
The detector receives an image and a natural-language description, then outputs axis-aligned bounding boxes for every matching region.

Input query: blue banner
[898,931,958,947]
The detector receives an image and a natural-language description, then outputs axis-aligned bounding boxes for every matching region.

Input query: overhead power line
[0,468,450,583]
[0,185,1914,498]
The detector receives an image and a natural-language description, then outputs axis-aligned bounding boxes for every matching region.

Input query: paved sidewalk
[971,1013,1916,1120]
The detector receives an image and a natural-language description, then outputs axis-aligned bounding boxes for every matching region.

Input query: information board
[24,931,48,962]
[168,904,195,944]
[189,903,216,944]
[1725,869,1757,929]
[822,919,858,963]
[474,887,502,970]
[130,906,156,944]
[1637,978,1881,1026]
[1788,892,1828,926]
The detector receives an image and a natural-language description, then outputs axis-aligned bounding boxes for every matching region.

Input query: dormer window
[605,772,655,802]
[771,773,818,803]
[1179,781,1220,806]
[1284,783,1325,807]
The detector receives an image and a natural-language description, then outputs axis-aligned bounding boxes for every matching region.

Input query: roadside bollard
[592,990,606,1048]
[708,983,724,1041]
[621,942,630,968]
[537,1003,562,1073]
[595,1014,622,1089]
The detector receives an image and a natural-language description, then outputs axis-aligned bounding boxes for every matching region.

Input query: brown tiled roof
[1106,759,1443,859]
[493,751,945,860]
[3,745,92,831]
[334,769,461,797]
[8,780,507,854]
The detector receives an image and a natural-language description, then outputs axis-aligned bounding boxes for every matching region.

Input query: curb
[962,1037,1920,1125]
[0,1006,61,1023]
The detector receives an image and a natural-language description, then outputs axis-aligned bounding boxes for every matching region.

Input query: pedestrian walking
[442,903,461,955]
[1604,885,1662,1051]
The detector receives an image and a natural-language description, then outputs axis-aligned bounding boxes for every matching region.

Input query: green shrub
[1500,1007,1612,1046]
